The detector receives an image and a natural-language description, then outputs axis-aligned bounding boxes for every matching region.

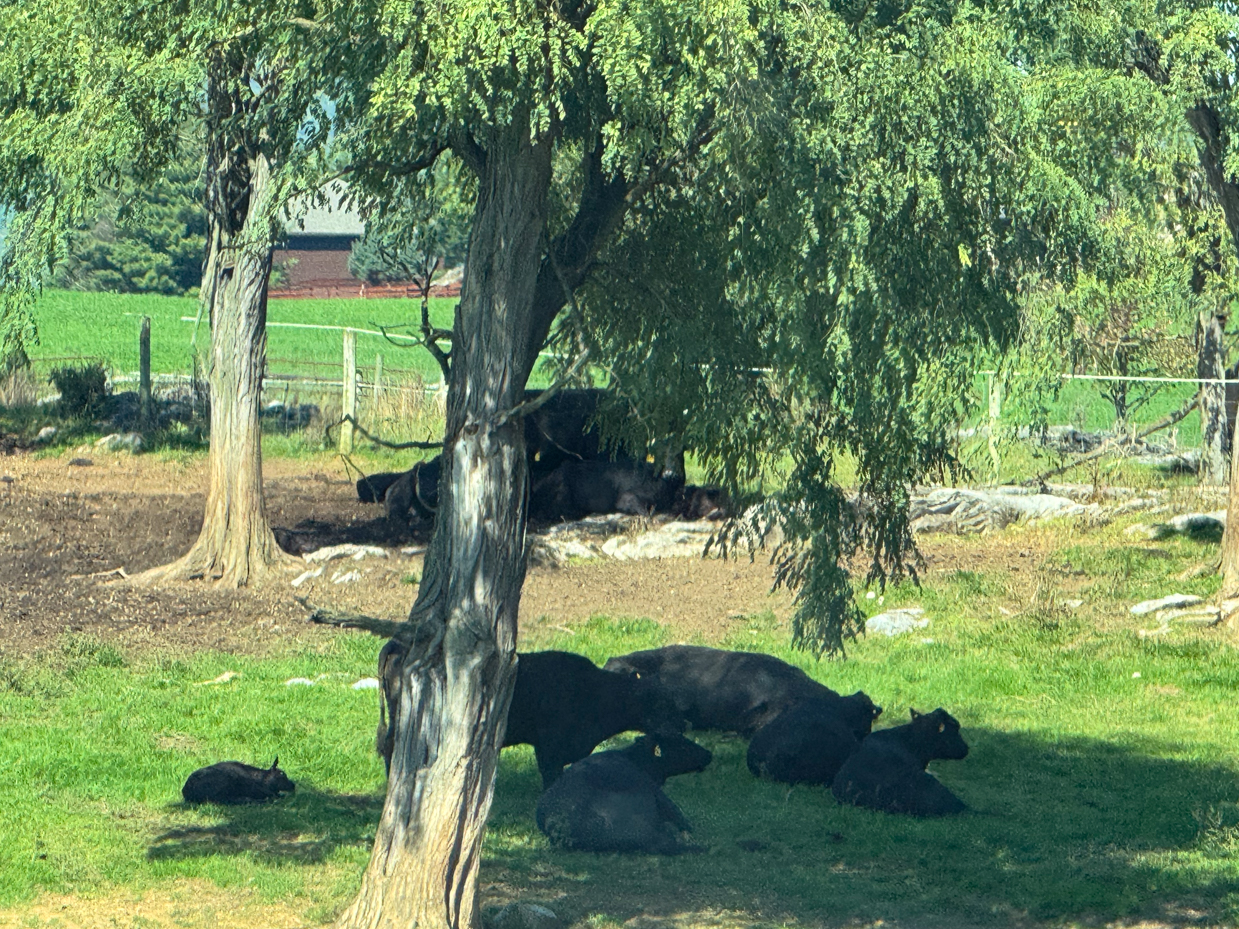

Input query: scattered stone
[1158,606,1222,627]
[68,457,93,467]
[1146,511,1228,539]
[1132,672,1142,679]
[34,425,56,443]
[285,677,318,687]
[304,543,389,564]
[1137,625,1171,639]
[600,521,716,560]
[1222,599,1239,622]
[909,487,1099,535]
[94,432,144,453]
[865,608,928,637]
[1064,599,1084,609]
[194,671,239,686]
[331,569,362,584]
[491,902,563,929]
[400,545,427,556]
[352,678,380,690]
[291,566,324,588]
[529,537,600,568]
[1130,594,1203,616]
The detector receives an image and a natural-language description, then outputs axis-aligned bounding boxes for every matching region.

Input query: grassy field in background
[4,520,1239,925]
[23,289,459,384]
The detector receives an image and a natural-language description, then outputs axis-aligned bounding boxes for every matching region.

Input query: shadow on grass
[148,787,384,866]
[486,729,1239,929]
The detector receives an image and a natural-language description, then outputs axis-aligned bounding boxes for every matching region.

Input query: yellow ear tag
[938,723,945,733]
[654,745,663,757]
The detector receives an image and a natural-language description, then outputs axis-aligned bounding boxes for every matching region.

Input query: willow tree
[333,1,1094,926]
[0,0,344,585]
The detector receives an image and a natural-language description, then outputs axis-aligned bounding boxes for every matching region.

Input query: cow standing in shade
[375,647,684,787]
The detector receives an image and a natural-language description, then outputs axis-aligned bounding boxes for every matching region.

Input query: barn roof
[284,183,364,238]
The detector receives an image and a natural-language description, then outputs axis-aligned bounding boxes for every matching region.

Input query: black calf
[182,758,295,805]
[832,708,969,816]
[536,733,712,853]
[747,698,865,786]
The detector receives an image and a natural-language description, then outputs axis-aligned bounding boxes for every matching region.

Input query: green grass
[5,526,1239,925]
[23,289,459,384]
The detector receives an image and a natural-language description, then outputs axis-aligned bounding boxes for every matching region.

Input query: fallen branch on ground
[296,597,406,638]
[1026,388,1202,487]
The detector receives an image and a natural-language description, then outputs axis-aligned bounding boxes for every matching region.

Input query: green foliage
[48,361,107,417]
[53,149,207,296]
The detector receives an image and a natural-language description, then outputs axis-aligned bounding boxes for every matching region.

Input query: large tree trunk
[335,123,553,929]
[1198,308,1229,486]
[1187,103,1239,594]
[135,55,289,587]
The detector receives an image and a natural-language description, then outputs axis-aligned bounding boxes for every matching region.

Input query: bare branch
[1025,387,1202,486]
[325,415,443,450]
[297,597,407,637]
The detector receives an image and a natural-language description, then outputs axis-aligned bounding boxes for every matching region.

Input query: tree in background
[0,0,349,586]
[53,149,207,296]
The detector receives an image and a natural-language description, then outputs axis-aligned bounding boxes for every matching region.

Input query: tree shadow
[148,787,384,866]
[485,729,1239,929]
[273,516,433,554]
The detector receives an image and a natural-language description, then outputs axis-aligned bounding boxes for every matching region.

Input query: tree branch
[296,597,407,637]
[325,414,443,450]
[1025,387,1202,486]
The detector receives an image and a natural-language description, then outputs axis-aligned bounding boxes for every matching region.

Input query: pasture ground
[4,450,1239,927]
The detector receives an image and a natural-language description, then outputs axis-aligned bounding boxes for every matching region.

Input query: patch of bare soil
[0,452,793,657]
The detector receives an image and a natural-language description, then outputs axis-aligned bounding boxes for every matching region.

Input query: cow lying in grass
[832,708,969,816]
[536,732,712,854]
[604,645,880,738]
[747,697,868,786]
[182,758,295,805]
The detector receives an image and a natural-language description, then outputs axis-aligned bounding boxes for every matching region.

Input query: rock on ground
[491,903,563,929]
[1130,594,1203,615]
[865,608,928,637]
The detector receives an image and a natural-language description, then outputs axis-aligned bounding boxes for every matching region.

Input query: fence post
[139,316,151,428]
[987,372,1002,482]
[341,329,356,454]
[374,353,384,405]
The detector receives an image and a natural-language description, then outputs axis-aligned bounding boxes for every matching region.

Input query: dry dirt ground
[0,450,819,657]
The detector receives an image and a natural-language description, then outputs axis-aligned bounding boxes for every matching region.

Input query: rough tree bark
[1198,308,1229,486]
[334,122,553,929]
[135,55,289,587]
[1187,104,1239,595]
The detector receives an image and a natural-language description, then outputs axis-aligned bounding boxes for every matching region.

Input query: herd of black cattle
[182,645,970,855]
[376,645,970,854]
[355,388,729,525]
[181,391,969,850]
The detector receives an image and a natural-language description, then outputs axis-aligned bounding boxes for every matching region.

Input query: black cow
[536,733,712,854]
[355,470,405,504]
[746,698,862,786]
[375,646,684,787]
[604,645,881,738]
[529,459,683,523]
[384,456,442,524]
[832,708,969,816]
[672,485,729,520]
[182,758,295,805]
[524,388,607,474]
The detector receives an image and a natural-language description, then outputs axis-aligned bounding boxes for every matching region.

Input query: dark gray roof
[285,183,364,237]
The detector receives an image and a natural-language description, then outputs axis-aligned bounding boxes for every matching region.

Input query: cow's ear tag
[654,745,663,757]
[938,723,945,733]
[635,672,642,679]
